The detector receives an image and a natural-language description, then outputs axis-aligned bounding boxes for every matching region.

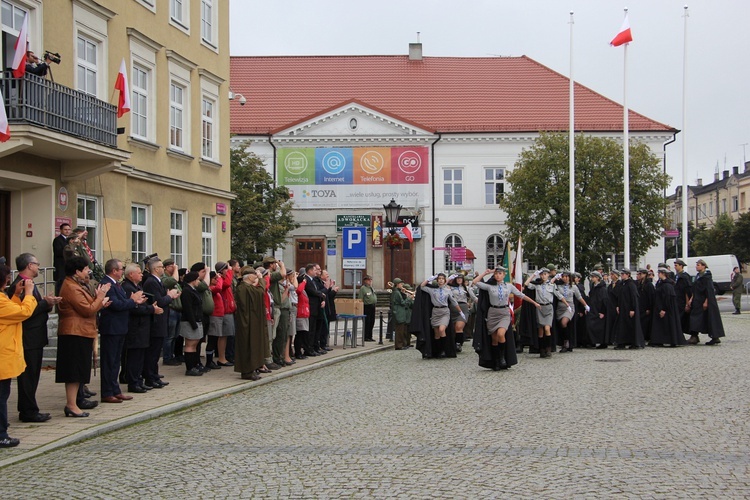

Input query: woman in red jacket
[294,269,310,359]
[205,271,225,370]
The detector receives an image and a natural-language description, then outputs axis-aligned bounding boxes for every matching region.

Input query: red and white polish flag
[610,14,633,47]
[11,12,29,78]
[0,87,10,143]
[115,58,131,118]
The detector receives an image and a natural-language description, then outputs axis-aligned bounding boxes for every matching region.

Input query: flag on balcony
[115,58,131,118]
[402,221,414,243]
[11,13,29,78]
[0,88,10,142]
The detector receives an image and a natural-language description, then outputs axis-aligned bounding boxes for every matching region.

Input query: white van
[666,254,740,295]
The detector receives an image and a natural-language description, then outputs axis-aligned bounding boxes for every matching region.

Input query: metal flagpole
[622,8,630,270]
[681,5,689,259]
[569,11,576,273]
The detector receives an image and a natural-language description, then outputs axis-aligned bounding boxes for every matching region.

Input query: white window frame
[167,52,194,155]
[134,0,155,12]
[484,166,506,205]
[200,0,216,49]
[709,201,714,217]
[169,82,185,151]
[131,64,149,139]
[486,234,504,270]
[128,31,160,144]
[443,167,463,206]
[2,1,42,62]
[201,97,214,160]
[444,234,463,273]
[73,2,109,100]
[170,0,189,32]
[199,69,222,163]
[131,204,150,265]
[732,196,739,213]
[202,215,215,269]
[170,209,186,268]
[76,195,99,262]
[689,207,695,221]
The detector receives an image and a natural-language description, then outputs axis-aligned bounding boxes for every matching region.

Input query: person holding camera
[25,51,52,77]
[0,262,37,447]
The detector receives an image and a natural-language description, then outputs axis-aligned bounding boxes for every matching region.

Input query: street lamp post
[383,198,403,283]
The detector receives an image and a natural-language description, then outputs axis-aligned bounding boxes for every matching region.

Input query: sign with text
[342,226,367,259]
[278,146,430,209]
[336,214,371,232]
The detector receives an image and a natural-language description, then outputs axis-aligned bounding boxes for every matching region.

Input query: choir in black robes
[689,270,725,341]
[650,277,687,347]
[585,281,608,346]
[614,274,644,348]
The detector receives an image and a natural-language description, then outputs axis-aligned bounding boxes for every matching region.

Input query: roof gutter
[431,133,442,275]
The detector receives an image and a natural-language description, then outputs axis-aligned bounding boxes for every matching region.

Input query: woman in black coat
[585,271,608,348]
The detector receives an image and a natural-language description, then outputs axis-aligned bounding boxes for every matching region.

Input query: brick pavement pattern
[0,315,748,498]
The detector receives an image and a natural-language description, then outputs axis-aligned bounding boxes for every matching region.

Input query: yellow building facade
[0,0,232,277]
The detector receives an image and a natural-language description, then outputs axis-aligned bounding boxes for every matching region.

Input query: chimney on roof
[697,178,703,186]
[723,170,730,179]
[746,161,750,173]
[409,33,422,61]
[733,166,739,176]
[714,171,720,182]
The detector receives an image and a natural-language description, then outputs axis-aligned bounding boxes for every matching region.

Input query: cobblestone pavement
[2,315,749,498]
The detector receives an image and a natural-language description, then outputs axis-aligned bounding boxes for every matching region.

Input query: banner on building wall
[372,215,383,248]
[277,146,430,209]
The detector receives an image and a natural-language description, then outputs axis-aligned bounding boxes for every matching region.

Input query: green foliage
[499,132,670,273]
[692,213,734,257]
[665,221,699,259]
[230,144,299,263]
[731,212,750,265]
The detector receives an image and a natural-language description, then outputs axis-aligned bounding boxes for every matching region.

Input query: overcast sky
[229,1,750,192]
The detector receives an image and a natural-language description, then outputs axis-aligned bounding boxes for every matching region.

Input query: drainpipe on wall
[268,135,277,184]
[430,133,442,275]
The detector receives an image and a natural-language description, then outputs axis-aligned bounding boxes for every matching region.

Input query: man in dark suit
[52,223,72,283]
[142,257,180,388]
[304,263,327,356]
[121,264,158,393]
[8,253,62,422]
[99,259,146,403]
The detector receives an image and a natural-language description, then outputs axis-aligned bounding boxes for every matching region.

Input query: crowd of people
[400,259,730,372]
[0,224,344,448]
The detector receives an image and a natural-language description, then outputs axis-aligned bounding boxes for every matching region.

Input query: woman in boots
[473,267,540,370]
[179,272,205,376]
[525,268,566,358]
[448,274,475,352]
[554,271,589,353]
[419,273,461,357]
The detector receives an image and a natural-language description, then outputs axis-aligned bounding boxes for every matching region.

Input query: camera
[44,51,61,64]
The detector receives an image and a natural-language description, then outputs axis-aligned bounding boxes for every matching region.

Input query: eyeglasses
[29,261,40,266]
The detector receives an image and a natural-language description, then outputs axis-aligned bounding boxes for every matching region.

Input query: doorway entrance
[295,238,326,273]
[384,240,413,286]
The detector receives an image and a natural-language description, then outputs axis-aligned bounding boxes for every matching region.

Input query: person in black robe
[573,273,591,347]
[604,270,620,347]
[636,269,655,342]
[471,274,519,370]
[517,279,540,353]
[410,282,457,359]
[688,259,725,345]
[585,271,608,348]
[614,269,644,349]
[649,268,688,347]
[673,259,693,336]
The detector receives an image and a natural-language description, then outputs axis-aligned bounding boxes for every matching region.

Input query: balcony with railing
[0,71,129,181]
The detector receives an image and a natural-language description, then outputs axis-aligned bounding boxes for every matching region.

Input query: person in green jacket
[358,275,378,341]
[390,278,413,350]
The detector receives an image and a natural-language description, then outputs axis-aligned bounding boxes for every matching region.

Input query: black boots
[539,336,551,358]
[491,343,507,371]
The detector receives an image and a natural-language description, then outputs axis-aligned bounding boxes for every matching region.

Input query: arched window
[486,234,504,270]
[444,234,463,272]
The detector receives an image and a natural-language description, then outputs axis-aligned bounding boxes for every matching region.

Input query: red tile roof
[229,55,674,135]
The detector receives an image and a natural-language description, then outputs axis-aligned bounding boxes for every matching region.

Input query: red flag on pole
[0,88,10,142]
[115,58,131,117]
[402,222,413,243]
[610,13,633,46]
[11,13,29,78]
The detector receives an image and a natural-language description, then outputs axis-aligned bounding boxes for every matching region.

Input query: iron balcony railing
[2,71,117,148]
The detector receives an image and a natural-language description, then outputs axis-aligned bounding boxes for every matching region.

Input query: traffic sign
[342,226,367,259]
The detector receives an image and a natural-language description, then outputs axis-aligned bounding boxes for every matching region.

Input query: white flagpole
[681,5,689,259]
[622,8,630,270]
[569,11,576,273]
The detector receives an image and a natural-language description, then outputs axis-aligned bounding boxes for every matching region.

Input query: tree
[499,132,669,273]
[732,212,750,265]
[665,221,700,260]
[692,213,734,257]
[231,145,299,263]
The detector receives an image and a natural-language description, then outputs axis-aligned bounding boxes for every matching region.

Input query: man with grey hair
[99,259,146,403]
[142,257,180,388]
[8,253,61,422]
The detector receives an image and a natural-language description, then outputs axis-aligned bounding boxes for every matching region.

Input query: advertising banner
[278,146,430,209]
